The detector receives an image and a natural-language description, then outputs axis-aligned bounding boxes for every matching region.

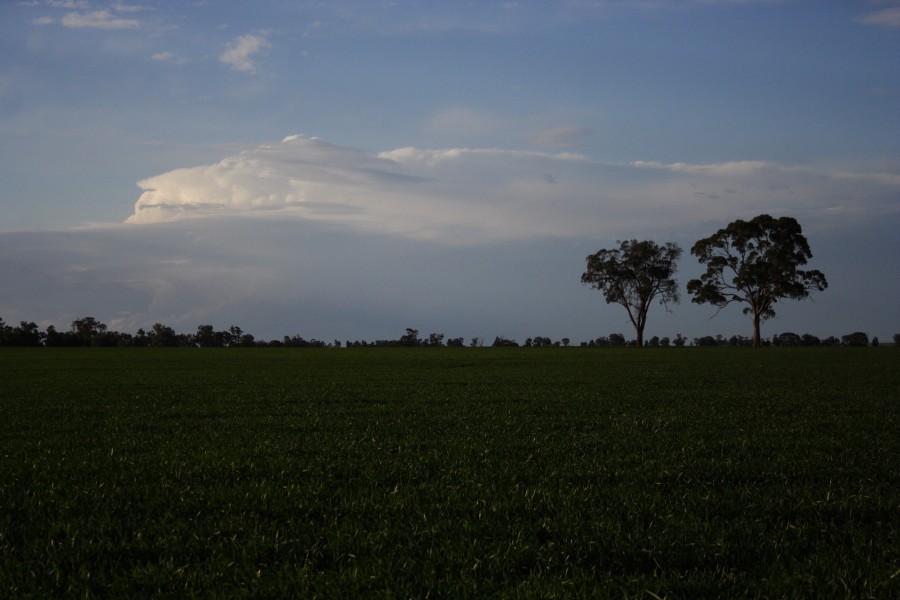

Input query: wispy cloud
[531,126,594,148]
[112,3,148,14]
[47,1,90,8]
[219,34,272,73]
[857,7,900,28]
[60,9,140,29]
[150,51,186,64]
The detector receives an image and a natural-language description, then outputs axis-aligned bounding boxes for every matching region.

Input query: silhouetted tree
[399,328,420,347]
[582,240,682,347]
[149,323,179,347]
[688,214,827,348]
[842,332,869,347]
[773,332,802,347]
[71,316,107,346]
[8,321,43,347]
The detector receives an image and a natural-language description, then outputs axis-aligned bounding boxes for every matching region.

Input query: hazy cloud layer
[129,135,900,244]
[2,213,896,344]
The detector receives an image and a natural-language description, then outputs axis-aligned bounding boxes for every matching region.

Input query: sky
[1,0,898,344]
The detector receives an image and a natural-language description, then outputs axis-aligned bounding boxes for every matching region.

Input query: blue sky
[1,0,898,343]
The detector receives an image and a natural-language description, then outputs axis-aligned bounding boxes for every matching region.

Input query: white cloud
[858,7,900,28]
[219,34,272,73]
[127,135,900,245]
[32,16,56,25]
[60,10,140,29]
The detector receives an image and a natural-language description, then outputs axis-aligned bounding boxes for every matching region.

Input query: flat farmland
[0,348,897,598]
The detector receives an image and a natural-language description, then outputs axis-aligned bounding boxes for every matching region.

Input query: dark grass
[0,348,897,598]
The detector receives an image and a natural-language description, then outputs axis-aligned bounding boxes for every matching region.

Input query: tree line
[0,215,892,349]
[0,317,887,350]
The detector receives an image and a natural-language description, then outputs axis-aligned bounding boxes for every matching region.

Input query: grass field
[0,347,897,598]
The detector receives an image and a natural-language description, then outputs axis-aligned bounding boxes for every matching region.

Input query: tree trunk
[636,327,643,348]
[752,312,761,348]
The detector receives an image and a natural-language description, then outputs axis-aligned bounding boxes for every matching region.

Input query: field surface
[0,348,897,598]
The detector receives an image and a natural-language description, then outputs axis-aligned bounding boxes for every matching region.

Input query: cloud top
[128,135,900,244]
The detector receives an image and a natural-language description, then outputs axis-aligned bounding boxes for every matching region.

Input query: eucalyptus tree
[687,214,827,348]
[581,240,682,348]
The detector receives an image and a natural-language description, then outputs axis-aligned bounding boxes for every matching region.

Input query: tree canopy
[581,240,682,348]
[687,214,827,348]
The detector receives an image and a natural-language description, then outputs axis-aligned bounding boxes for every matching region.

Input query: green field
[0,348,897,598]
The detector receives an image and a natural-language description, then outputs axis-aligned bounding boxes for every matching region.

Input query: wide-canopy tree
[581,240,682,348]
[687,214,827,348]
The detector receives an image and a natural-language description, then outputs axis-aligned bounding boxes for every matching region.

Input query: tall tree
[581,240,682,348]
[687,214,827,348]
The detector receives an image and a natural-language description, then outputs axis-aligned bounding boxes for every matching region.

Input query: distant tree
[149,323,179,347]
[8,321,43,347]
[841,332,869,347]
[194,324,223,347]
[801,334,821,347]
[582,240,682,348]
[133,328,150,347]
[894,333,900,346]
[226,325,243,347]
[695,335,718,347]
[71,316,107,346]
[659,336,670,347]
[399,328,420,347]
[428,333,445,347]
[688,214,827,348]
[492,336,518,347]
[673,334,686,347]
[871,336,879,347]
[561,337,570,347]
[822,335,840,347]
[773,332,802,347]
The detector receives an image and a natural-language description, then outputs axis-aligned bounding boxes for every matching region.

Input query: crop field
[0,348,897,598]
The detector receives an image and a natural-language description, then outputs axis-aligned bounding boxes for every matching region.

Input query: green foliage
[0,349,896,598]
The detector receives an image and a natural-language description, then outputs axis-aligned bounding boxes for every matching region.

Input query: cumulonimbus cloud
[128,134,900,244]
